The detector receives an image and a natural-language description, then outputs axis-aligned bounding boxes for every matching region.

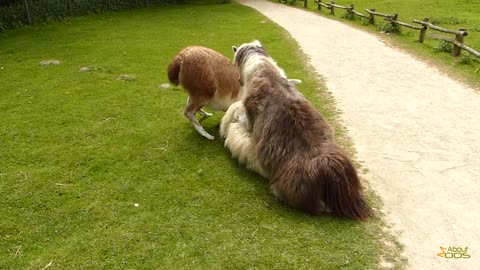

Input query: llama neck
[241,55,287,85]
[236,85,248,101]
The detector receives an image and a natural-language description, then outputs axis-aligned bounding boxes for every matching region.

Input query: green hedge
[0,0,186,31]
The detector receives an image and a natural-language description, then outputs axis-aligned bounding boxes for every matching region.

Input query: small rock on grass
[118,74,136,81]
[40,60,61,66]
[79,66,95,72]
[80,66,110,73]
[159,83,171,89]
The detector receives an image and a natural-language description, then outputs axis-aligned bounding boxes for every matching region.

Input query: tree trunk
[23,0,32,24]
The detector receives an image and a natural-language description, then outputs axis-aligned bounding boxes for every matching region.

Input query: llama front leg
[220,101,245,138]
[185,97,215,140]
[233,104,252,132]
[224,122,269,178]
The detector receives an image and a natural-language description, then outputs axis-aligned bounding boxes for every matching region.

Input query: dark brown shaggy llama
[168,46,242,140]
[222,41,371,220]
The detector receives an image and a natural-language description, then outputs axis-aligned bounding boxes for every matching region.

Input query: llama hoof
[203,134,215,140]
[288,79,302,84]
[199,109,214,118]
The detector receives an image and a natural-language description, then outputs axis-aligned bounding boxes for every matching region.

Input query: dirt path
[238,1,480,269]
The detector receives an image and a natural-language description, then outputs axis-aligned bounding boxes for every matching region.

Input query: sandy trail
[238,1,480,269]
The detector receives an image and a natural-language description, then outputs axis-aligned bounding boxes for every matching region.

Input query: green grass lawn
[287,0,480,87]
[0,2,400,269]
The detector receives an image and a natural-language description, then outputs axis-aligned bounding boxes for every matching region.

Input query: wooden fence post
[369,8,375,24]
[419,18,429,43]
[347,4,354,16]
[23,0,32,24]
[390,13,398,28]
[304,0,307,7]
[452,28,466,57]
[317,0,321,10]
[330,2,335,15]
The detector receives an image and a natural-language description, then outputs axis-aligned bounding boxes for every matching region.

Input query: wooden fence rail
[349,7,368,19]
[412,19,469,56]
[312,0,334,14]
[433,37,480,58]
[365,9,396,20]
[384,17,423,31]
[290,0,480,58]
[330,3,350,10]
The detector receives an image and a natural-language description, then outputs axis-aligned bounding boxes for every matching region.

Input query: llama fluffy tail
[316,146,371,220]
[167,55,182,86]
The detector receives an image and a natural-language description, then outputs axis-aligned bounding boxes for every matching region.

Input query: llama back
[242,67,370,220]
[167,46,240,98]
[245,79,333,172]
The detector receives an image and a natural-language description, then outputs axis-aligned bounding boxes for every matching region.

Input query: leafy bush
[378,21,401,34]
[458,55,472,65]
[0,0,185,31]
[434,40,453,53]
[0,0,17,6]
[341,10,355,21]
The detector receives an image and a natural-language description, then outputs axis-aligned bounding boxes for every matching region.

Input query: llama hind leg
[186,97,213,118]
[270,177,321,215]
[185,97,215,140]
[270,185,286,203]
[199,109,213,118]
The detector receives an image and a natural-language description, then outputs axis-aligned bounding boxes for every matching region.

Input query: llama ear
[253,40,262,47]
[232,46,237,53]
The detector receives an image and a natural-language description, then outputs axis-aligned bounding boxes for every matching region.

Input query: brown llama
[220,40,371,220]
[167,46,242,140]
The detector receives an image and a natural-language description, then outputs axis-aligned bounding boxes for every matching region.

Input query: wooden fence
[285,0,480,58]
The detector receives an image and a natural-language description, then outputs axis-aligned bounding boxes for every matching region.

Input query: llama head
[232,40,262,54]
[232,40,269,86]
[232,40,268,67]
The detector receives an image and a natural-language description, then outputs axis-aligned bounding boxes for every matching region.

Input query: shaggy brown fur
[168,46,242,140]
[225,41,371,220]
